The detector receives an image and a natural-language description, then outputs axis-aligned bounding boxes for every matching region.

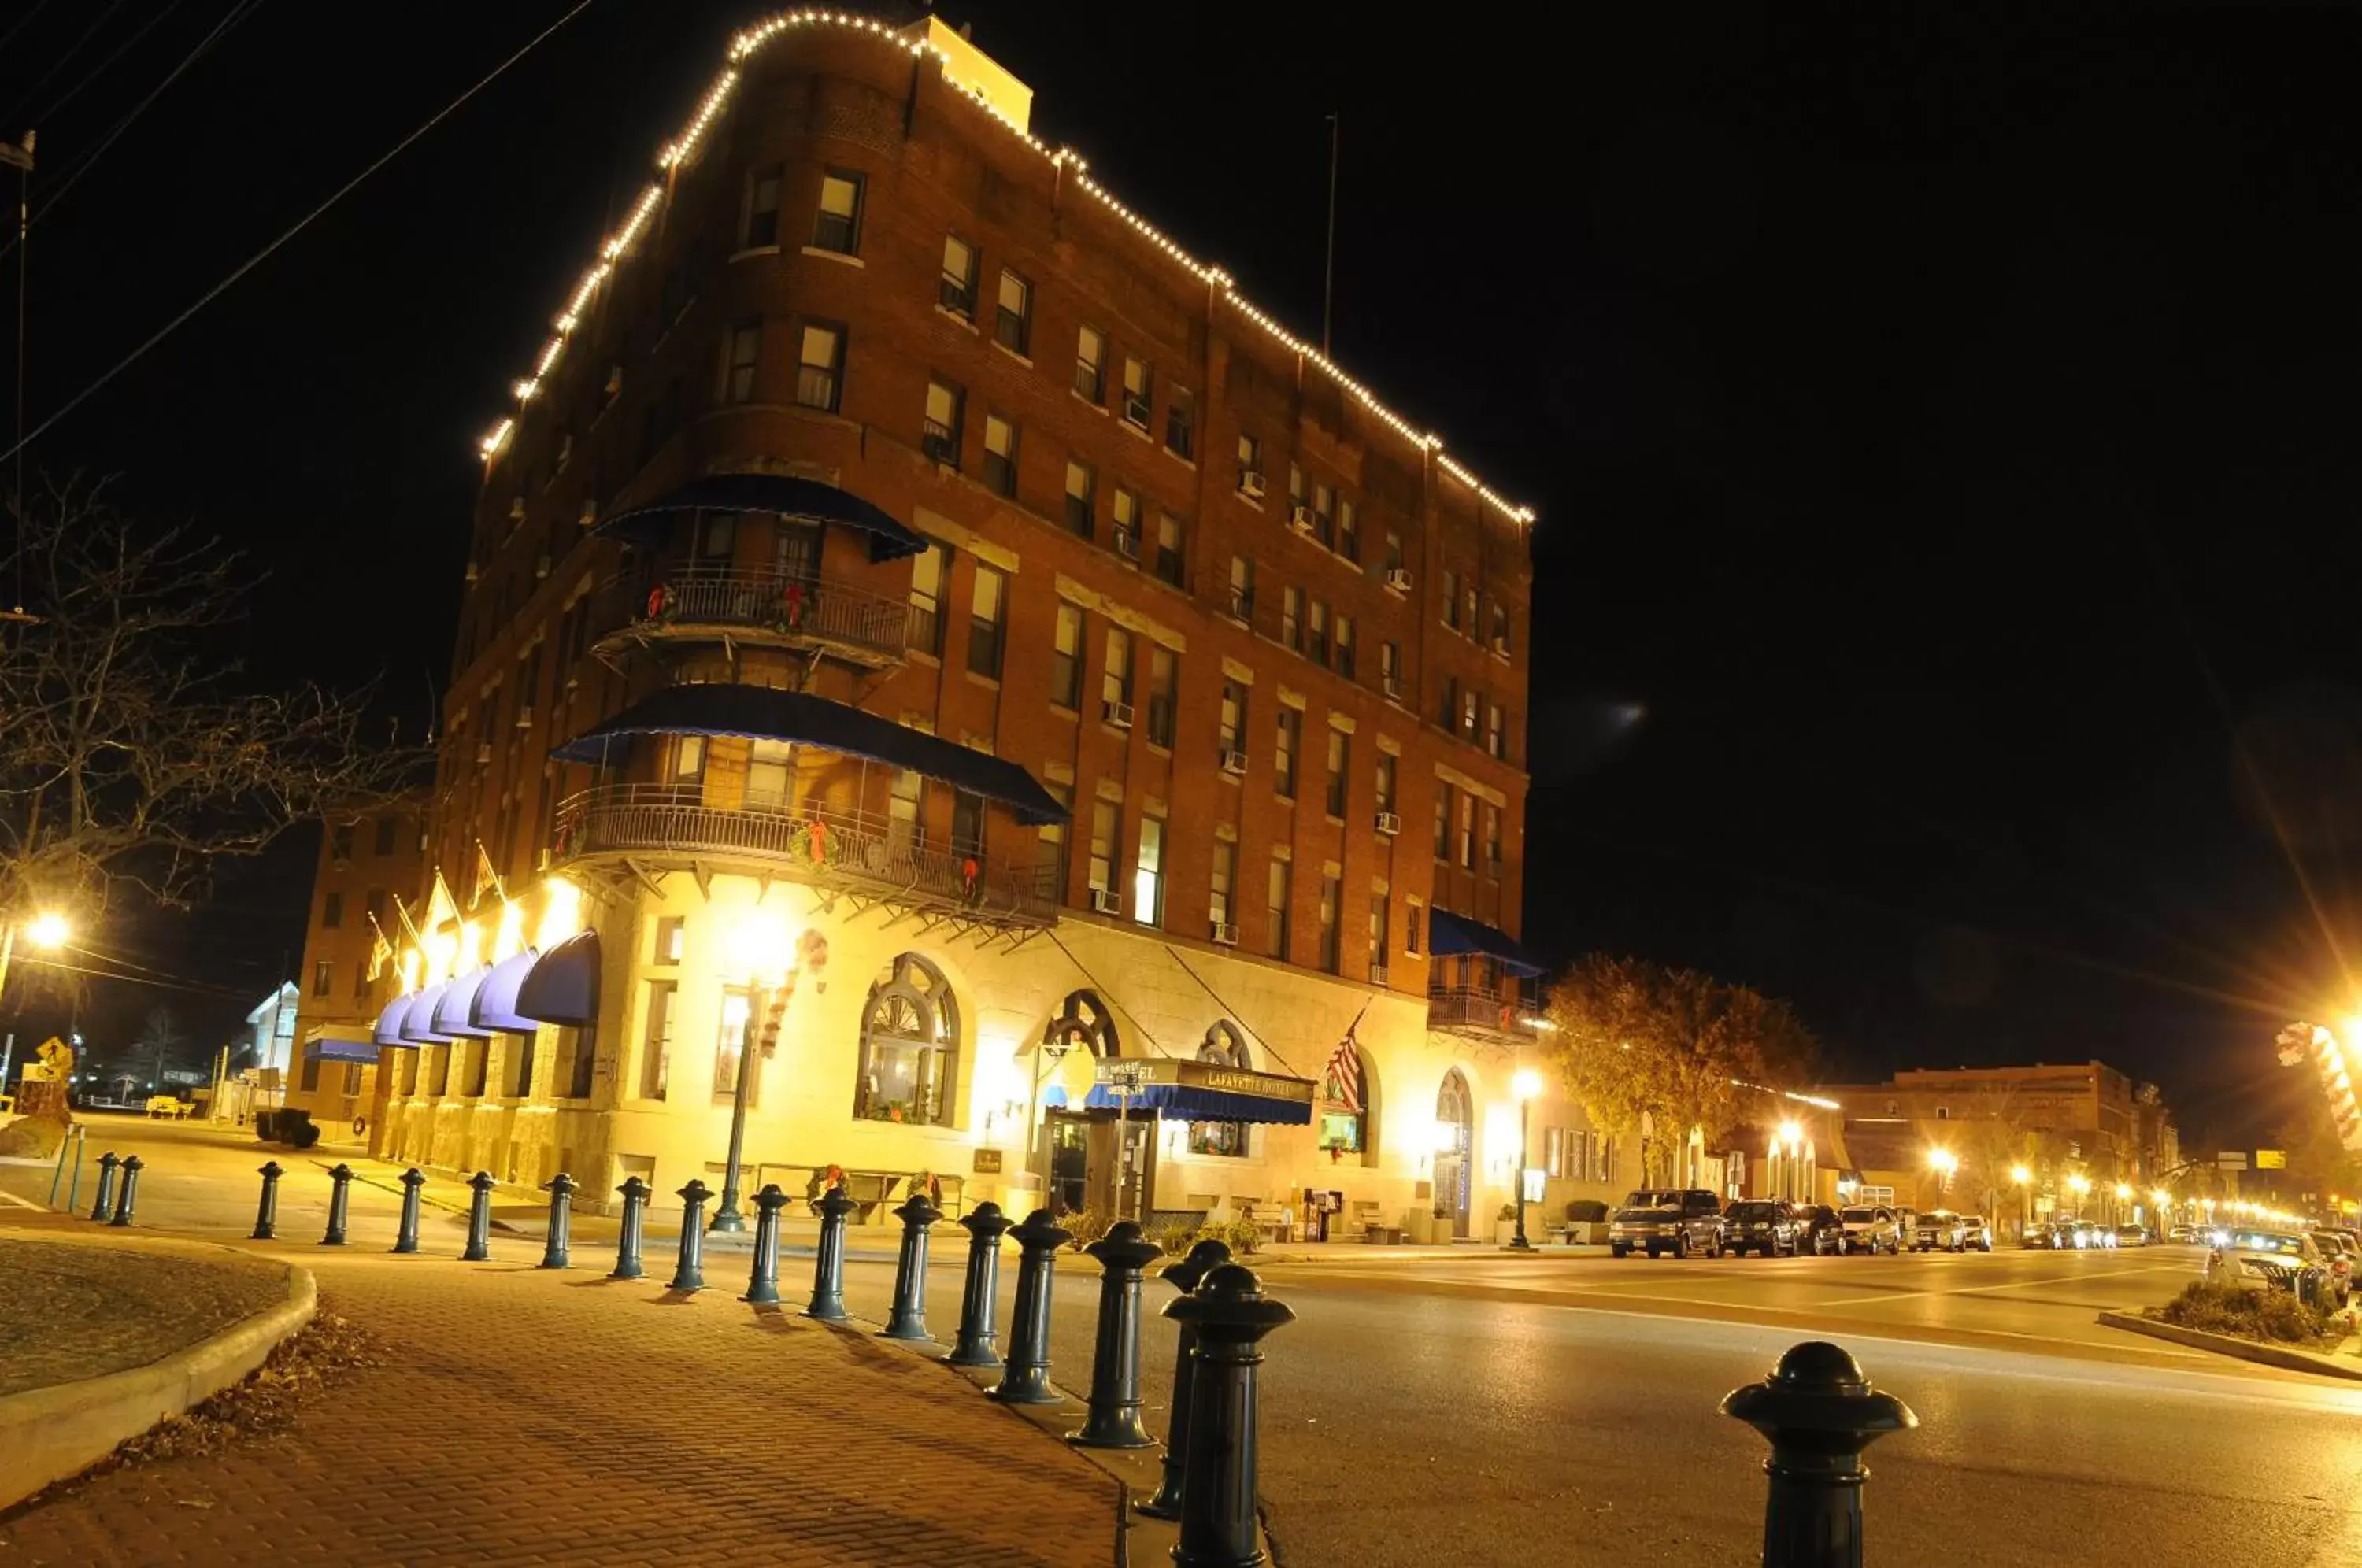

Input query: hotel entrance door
[1042,1109,1157,1221]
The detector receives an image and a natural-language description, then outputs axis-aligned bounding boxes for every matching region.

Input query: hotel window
[1112,486,1141,557]
[312,960,332,998]
[795,323,843,412]
[1075,324,1106,401]
[351,964,372,1001]
[855,953,960,1126]
[940,234,978,318]
[1210,839,1236,929]
[983,413,1019,497]
[374,817,397,856]
[1289,463,1305,512]
[639,980,676,1100]
[1335,613,1355,679]
[1312,482,1335,549]
[1407,904,1423,955]
[922,377,964,467]
[812,168,864,254]
[742,164,782,248]
[1275,708,1299,799]
[951,790,984,856]
[321,890,343,930]
[1325,728,1349,817]
[1064,459,1096,538]
[1227,554,1254,620]
[1050,603,1084,710]
[669,734,707,786]
[1491,602,1511,654]
[1147,646,1177,748]
[1461,689,1480,741]
[1375,752,1397,813]
[1368,895,1389,978]
[1338,498,1360,563]
[1237,432,1262,494]
[888,768,924,851]
[907,538,950,656]
[330,823,354,862]
[1308,600,1329,664]
[1121,355,1152,431]
[1442,569,1461,631]
[746,738,793,809]
[1440,675,1459,733]
[1318,873,1341,973]
[1134,815,1165,927]
[1102,627,1134,710]
[1154,512,1185,587]
[724,320,761,404]
[561,1028,593,1100]
[1384,530,1404,575]
[1165,386,1195,460]
[1483,803,1502,874]
[711,985,757,1108]
[1486,701,1505,759]
[1380,640,1401,695]
[1463,583,1479,634]
[1266,857,1292,960]
[1433,786,1452,860]
[1039,784,1071,893]
[994,269,1032,356]
[1457,792,1476,870]
[653,915,686,964]
[968,563,1007,679]
[1088,801,1117,895]
[1218,679,1247,755]
[1282,586,1302,653]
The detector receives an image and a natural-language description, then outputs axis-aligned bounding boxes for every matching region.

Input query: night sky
[3,3,2357,1143]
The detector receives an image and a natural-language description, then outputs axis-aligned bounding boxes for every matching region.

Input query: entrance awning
[517,929,600,1027]
[431,969,496,1040]
[373,992,416,1047]
[591,474,927,561]
[1081,1058,1316,1126]
[471,948,541,1033]
[304,1030,382,1064]
[401,982,457,1045]
[1427,909,1545,978]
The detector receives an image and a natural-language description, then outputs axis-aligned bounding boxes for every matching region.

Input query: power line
[0,0,127,130]
[31,0,190,127]
[0,0,598,471]
[20,952,257,1000]
[0,0,60,59]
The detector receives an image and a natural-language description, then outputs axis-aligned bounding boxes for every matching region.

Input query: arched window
[1189,1021,1251,1157]
[854,953,961,1126]
[1433,1067,1473,1233]
[1043,989,1120,1060]
[1318,1037,1368,1158]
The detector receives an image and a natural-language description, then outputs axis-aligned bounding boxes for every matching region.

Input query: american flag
[1322,1027,1365,1115]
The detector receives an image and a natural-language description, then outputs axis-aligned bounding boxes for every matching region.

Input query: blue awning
[1427,909,1545,978]
[431,969,496,1040]
[472,948,541,1033]
[550,684,1068,827]
[1081,1082,1314,1126]
[516,929,600,1027]
[374,992,416,1047]
[305,1034,383,1064]
[401,982,457,1045]
[591,474,927,561]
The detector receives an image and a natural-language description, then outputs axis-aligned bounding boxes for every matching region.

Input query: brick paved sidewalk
[0,1244,1121,1566]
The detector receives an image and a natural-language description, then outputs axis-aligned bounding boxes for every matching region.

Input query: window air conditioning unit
[1220,749,1248,775]
[1374,810,1401,837]
[1123,395,1151,427]
[1211,920,1239,946]
[1103,699,1135,730]
[514,707,535,730]
[1385,567,1413,591]
[1093,888,1124,915]
[1289,505,1316,534]
[1371,964,1390,986]
[1113,529,1141,562]
[475,743,494,764]
[1239,470,1267,500]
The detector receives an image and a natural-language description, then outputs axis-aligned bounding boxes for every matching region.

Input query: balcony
[592,566,909,669]
[1427,986,1539,1045]
[550,784,1060,932]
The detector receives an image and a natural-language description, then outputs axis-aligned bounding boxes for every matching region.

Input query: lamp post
[1509,1067,1542,1250]
[2010,1165,2032,1241]
[0,909,69,1005]
[1927,1147,1957,1211]
[2113,1182,2132,1230]
[710,911,796,1235]
[2067,1172,2091,1226]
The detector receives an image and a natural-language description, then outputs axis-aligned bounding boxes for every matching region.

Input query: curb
[2095,1310,2362,1381]
[0,1254,319,1510]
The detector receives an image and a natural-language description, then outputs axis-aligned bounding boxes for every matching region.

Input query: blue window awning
[401,982,457,1045]
[516,929,601,1028]
[591,474,927,562]
[472,948,542,1033]
[550,684,1068,827]
[431,969,496,1040]
[1078,1059,1316,1126]
[1428,909,1545,978]
[374,991,417,1047]
[305,1032,382,1064]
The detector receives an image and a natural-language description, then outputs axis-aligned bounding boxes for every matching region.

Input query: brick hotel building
[360,11,1544,1239]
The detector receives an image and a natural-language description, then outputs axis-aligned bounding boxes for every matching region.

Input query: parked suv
[1796,1204,1847,1256]
[1960,1215,1994,1252]
[1914,1211,1969,1252]
[1838,1204,1901,1255]
[1723,1200,1803,1257]
[1609,1189,1725,1259]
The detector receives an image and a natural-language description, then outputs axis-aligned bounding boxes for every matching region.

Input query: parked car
[1914,1211,1969,1252]
[1796,1204,1847,1256]
[1960,1215,1994,1252]
[2205,1229,2327,1297]
[2022,1222,2066,1248]
[2168,1223,2199,1244]
[2064,1219,2111,1249]
[2309,1231,2355,1306]
[1723,1200,1803,1257]
[1608,1189,1725,1259]
[1838,1204,1901,1255]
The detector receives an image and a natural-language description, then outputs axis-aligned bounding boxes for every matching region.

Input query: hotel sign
[1093,1056,1317,1106]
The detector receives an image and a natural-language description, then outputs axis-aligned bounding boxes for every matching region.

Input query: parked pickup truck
[1608,1189,1724,1259]
[1913,1211,1968,1252]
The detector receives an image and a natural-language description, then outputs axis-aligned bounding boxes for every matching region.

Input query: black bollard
[1136,1238,1233,1518]
[989,1207,1071,1405]
[670,1178,712,1292]
[744,1185,788,1304]
[540,1173,576,1269]
[461,1170,495,1261]
[1720,1341,1919,1568]
[611,1175,650,1280]
[89,1152,119,1222]
[1163,1263,1294,1568]
[947,1201,1014,1370]
[1072,1219,1164,1448]
[879,1190,942,1341]
[108,1155,143,1227]
[391,1167,425,1254]
[804,1184,857,1322]
[251,1160,284,1241]
[322,1163,355,1245]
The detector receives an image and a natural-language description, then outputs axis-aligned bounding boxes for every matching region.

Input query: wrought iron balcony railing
[1425,986,1539,1041]
[594,566,909,668]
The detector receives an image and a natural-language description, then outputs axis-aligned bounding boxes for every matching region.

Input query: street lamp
[2011,1164,2033,1238]
[1508,1067,1543,1251]
[710,908,797,1234]
[1927,1147,1957,1208]
[2067,1173,2091,1219]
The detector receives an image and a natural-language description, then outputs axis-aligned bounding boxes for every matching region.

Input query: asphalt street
[13,1117,2362,1566]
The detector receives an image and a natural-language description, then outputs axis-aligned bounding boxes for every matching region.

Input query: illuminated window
[1134,815,1165,927]
[1375,752,1397,813]
[940,235,978,318]
[967,564,1006,679]
[907,538,949,656]
[1368,895,1389,978]
[854,954,960,1126]
[1121,356,1152,431]
[1064,459,1096,538]
[1211,840,1235,928]
[813,169,864,254]
[794,323,843,412]
[1147,646,1176,747]
[746,738,793,810]
[1338,497,1359,563]
[710,984,757,1108]
[1154,512,1184,587]
[1189,1023,1251,1156]
[1318,873,1341,973]
[1050,603,1084,710]
[1219,680,1247,754]
[1266,857,1292,960]
[1282,586,1302,652]
[1275,708,1299,799]
[1227,554,1253,620]
[639,981,676,1100]
[983,413,1019,497]
[1335,613,1355,679]
[1112,486,1141,557]
[653,916,685,965]
[922,377,964,467]
[1102,627,1133,710]
[1325,728,1349,818]
[1075,324,1106,401]
[995,269,1032,356]
[1088,801,1117,894]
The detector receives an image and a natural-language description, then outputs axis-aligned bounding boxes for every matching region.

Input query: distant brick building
[354,14,1542,1240]
[283,796,431,1136]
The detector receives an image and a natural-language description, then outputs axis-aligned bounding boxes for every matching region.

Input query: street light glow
[2010,1164,2032,1185]
[27,912,68,949]
[1511,1067,1544,1102]
[2068,1174,2092,1195]
[1927,1148,1958,1174]
[2152,1189,2171,1207]
[2114,1183,2132,1202]
[1779,1119,1802,1147]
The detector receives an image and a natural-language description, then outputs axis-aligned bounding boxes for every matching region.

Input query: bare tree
[135,1004,188,1086]
[0,480,416,937]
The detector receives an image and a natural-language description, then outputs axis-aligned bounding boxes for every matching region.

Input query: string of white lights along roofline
[480,8,1538,527]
